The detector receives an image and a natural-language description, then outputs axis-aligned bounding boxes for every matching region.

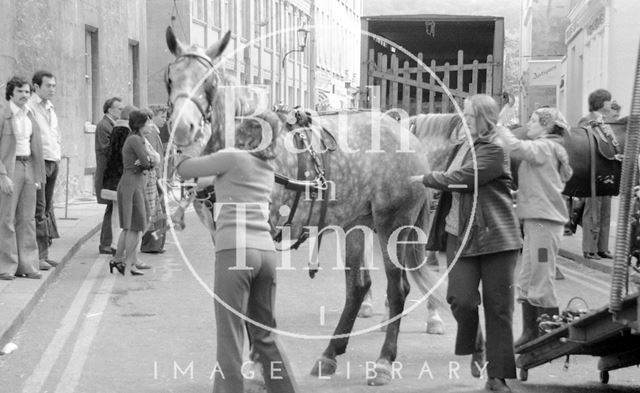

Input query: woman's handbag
[100,189,117,201]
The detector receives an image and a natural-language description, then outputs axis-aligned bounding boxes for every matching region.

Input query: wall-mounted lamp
[282,24,310,68]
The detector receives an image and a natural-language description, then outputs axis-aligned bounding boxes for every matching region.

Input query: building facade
[313,0,363,111]
[519,0,571,123]
[0,0,148,202]
[563,0,640,124]
[147,0,313,110]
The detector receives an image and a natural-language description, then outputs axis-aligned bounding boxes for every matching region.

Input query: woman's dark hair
[5,76,30,101]
[128,109,153,134]
[235,111,280,160]
[103,125,130,190]
[588,89,612,112]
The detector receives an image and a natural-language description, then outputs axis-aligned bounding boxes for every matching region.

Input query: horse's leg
[358,242,375,318]
[358,289,374,318]
[426,297,445,335]
[310,219,372,377]
[366,225,412,386]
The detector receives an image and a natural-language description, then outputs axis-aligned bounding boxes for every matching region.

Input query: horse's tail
[405,198,448,311]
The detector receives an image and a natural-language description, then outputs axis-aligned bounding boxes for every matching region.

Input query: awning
[316,90,352,110]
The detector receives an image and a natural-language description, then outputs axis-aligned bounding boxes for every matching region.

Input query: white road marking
[320,306,326,326]
[22,256,105,393]
[53,273,115,393]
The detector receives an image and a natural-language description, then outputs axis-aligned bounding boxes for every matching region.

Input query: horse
[163,27,453,386]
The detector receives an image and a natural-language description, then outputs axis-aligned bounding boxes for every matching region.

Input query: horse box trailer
[359,14,504,115]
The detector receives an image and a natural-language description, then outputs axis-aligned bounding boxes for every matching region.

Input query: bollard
[59,155,78,220]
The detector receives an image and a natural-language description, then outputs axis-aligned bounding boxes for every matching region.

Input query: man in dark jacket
[95,97,123,255]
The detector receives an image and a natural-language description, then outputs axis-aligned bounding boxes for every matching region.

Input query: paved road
[1,212,639,393]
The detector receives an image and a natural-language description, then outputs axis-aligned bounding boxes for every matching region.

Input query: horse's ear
[206,31,231,60]
[166,26,184,56]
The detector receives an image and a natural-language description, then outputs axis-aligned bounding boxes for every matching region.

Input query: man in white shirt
[30,70,62,270]
[0,76,46,280]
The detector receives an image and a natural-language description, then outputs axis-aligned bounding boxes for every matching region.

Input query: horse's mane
[409,114,462,171]
[205,72,281,155]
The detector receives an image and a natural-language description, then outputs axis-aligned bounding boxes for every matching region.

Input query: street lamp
[282,24,310,68]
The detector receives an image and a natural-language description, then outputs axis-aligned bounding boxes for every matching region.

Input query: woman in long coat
[412,94,522,392]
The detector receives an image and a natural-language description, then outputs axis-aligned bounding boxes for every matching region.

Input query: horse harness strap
[273,122,334,250]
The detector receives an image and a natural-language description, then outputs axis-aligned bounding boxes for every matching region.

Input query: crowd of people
[94,97,170,278]
[0,73,171,284]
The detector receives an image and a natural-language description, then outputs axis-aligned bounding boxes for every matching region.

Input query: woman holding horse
[412,94,521,392]
[175,112,298,393]
[496,107,573,348]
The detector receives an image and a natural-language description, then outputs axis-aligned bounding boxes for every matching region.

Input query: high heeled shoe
[108,259,125,276]
[134,262,151,270]
[130,268,144,276]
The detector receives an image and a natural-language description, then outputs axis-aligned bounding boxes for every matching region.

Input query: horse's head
[165,26,231,146]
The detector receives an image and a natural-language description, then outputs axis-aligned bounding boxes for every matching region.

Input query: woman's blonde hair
[465,94,499,141]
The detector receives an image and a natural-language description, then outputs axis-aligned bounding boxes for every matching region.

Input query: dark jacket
[424,140,522,257]
[94,114,115,204]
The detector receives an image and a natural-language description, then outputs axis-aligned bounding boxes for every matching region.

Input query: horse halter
[165,52,218,126]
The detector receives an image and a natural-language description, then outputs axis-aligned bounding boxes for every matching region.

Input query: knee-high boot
[514,302,539,348]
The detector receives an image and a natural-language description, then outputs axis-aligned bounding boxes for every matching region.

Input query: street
[1,211,639,393]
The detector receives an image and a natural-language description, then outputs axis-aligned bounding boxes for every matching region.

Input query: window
[288,11,293,49]
[211,0,222,27]
[275,1,281,51]
[193,0,206,21]
[263,0,272,48]
[227,0,236,33]
[129,40,140,107]
[84,26,99,123]
[242,0,251,39]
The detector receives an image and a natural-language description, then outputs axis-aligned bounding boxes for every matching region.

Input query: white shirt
[29,95,61,161]
[10,100,32,156]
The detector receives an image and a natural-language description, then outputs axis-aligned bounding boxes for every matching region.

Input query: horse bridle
[165,52,218,126]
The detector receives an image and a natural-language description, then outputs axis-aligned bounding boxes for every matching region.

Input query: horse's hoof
[310,356,337,377]
[367,360,392,386]
[357,302,374,318]
[244,379,267,393]
[425,320,445,335]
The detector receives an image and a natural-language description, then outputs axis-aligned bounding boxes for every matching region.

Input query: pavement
[0,197,103,351]
[558,196,621,275]
[0,195,624,351]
